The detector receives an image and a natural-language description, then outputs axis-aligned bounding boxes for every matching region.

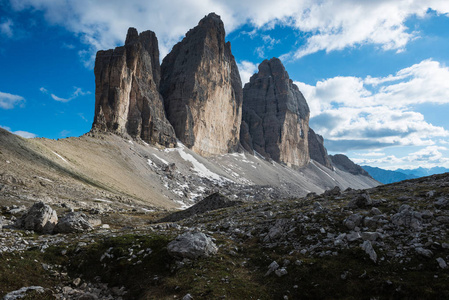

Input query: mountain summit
[92,28,176,147]
[161,13,243,156]
[90,12,368,179]
[240,58,310,167]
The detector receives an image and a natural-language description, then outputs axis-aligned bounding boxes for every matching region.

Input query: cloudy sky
[1,0,448,170]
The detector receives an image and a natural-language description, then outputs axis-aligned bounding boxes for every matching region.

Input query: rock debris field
[1,173,449,299]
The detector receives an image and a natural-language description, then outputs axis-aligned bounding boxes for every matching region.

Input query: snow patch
[36,176,53,183]
[140,207,155,212]
[147,159,156,167]
[152,154,169,165]
[176,145,229,183]
[311,161,336,182]
[93,198,113,203]
[174,199,192,209]
[52,151,68,163]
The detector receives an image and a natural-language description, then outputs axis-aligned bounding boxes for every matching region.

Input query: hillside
[1,170,448,299]
[362,166,418,184]
[363,165,449,184]
[0,127,378,212]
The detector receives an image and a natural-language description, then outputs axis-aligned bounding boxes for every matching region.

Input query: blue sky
[1,0,448,170]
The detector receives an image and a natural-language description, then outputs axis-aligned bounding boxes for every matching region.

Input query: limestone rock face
[92,27,176,147]
[308,128,332,168]
[160,13,243,156]
[241,58,310,167]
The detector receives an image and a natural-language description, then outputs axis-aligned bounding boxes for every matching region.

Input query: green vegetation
[0,246,61,297]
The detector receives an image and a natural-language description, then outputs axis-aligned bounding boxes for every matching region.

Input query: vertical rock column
[160,13,243,156]
[92,28,176,148]
[240,58,310,167]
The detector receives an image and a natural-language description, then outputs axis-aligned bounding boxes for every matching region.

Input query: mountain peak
[125,27,139,45]
[92,27,176,147]
[160,12,242,156]
[240,57,310,167]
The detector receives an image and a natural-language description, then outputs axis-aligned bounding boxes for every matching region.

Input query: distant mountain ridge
[362,165,449,184]
[396,166,449,177]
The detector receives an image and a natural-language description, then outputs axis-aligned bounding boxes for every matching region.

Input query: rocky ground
[1,173,448,299]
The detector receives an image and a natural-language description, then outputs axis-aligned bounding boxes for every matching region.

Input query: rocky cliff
[308,128,332,169]
[92,28,176,147]
[240,58,310,167]
[330,154,371,177]
[160,13,243,156]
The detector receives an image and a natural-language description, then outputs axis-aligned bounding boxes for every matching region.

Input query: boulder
[343,213,363,230]
[54,212,94,233]
[346,231,362,242]
[161,13,242,156]
[15,202,58,233]
[182,294,194,300]
[361,240,377,263]
[436,257,447,269]
[324,186,341,197]
[391,204,422,230]
[3,286,45,300]
[92,27,176,147]
[415,247,433,258]
[265,260,280,276]
[167,232,218,259]
[348,192,372,208]
[241,58,310,167]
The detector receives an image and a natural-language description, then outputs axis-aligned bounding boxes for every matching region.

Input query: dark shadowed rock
[92,27,176,147]
[324,186,341,197]
[330,154,371,177]
[160,13,243,156]
[308,128,332,168]
[348,192,373,209]
[240,58,310,167]
[15,202,58,233]
[159,192,241,223]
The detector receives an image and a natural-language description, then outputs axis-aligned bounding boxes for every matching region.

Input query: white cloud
[9,0,449,64]
[0,19,13,37]
[50,94,70,102]
[13,130,37,138]
[296,59,449,152]
[355,151,386,157]
[237,60,258,86]
[40,86,90,102]
[0,125,37,138]
[59,130,70,137]
[297,60,449,117]
[284,0,449,60]
[352,146,449,169]
[0,91,25,109]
